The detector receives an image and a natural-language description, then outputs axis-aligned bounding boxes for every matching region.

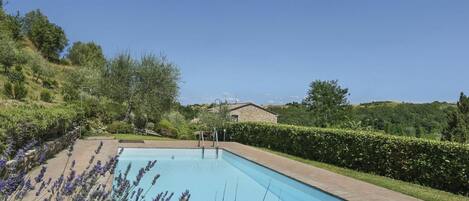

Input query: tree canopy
[0,33,19,72]
[0,10,22,41]
[100,53,180,124]
[67,41,106,68]
[303,80,351,127]
[23,9,68,62]
[442,92,469,143]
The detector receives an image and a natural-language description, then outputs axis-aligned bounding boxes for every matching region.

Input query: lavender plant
[0,140,191,201]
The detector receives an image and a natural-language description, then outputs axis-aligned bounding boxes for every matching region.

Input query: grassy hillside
[0,39,77,107]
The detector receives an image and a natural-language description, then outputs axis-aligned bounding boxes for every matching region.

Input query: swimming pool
[116,148,343,201]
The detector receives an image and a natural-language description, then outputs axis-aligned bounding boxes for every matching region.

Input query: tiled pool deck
[26,139,421,201]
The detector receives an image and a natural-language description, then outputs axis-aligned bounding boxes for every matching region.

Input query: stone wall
[229,105,277,123]
[5,126,81,171]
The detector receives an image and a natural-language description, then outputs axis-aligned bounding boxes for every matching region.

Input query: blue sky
[6,0,469,105]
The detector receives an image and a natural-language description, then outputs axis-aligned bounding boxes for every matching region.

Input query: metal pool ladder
[200,147,219,159]
[212,127,219,148]
[198,131,205,147]
[198,128,220,159]
[213,128,220,159]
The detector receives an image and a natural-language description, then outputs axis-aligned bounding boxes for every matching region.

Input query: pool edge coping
[117,141,422,201]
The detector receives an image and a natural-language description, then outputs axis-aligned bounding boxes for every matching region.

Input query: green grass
[0,39,74,103]
[261,148,469,201]
[112,133,174,141]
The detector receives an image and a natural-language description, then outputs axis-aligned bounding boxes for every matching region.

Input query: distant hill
[268,101,455,139]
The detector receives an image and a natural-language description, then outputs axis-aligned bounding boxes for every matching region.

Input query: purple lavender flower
[135,187,144,201]
[0,136,189,201]
[13,149,25,161]
[70,160,76,169]
[4,172,26,196]
[67,144,74,157]
[0,179,6,192]
[34,166,47,183]
[95,141,104,154]
[35,181,46,196]
[152,174,160,185]
[0,159,6,170]
[62,181,75,195]
[179,190,191,201]
[67,170,76,182]
[2,138,14,158]
[38,151,47,164]
[145,161,152,171]
[133,168,145,186]
[23,140,38,151]
[36,143,49,165]
[93,160,103,174]
[24,179,32,190]
[89,155,95,165]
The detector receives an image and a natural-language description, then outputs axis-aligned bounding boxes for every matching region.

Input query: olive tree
[197,104,231,131]
[0,34,18,73]
[62,64,101,102]
[101,53,180,124]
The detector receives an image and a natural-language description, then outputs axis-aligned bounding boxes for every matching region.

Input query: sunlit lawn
[261,148,469,201]
[113,133,174,141]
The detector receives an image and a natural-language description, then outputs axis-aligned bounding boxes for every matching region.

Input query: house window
[231,115,239,122]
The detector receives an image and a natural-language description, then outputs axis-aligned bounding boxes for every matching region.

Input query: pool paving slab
[24,139,421,201]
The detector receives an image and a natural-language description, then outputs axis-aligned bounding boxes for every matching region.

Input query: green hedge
[106,121,134,134]
[0,104,83,156]
[226,122,469,195]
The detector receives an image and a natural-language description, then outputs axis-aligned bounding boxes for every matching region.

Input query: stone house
[220,102,278,123]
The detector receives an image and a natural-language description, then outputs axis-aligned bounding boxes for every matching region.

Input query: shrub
[157,119,178,137]
[225,122,469,195]
[3,82,12,97]
[133,114,147,129]
[158,111,194,139]
[106,121,134,134]
[145,122,155,130]
[40,90,53,102]
[81,118,107,137]
[42,79,58,89]
[13,83,27,100]
[3,82,27,100]
[62,82,79,102]
[97,98,126,124]
[0,104,82,156]
[74,96,126,124]
[6,69,25,83]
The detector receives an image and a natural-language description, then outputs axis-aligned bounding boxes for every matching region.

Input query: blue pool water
[116,148,343,201]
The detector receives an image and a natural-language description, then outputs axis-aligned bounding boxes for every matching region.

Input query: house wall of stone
[229,105,277,123]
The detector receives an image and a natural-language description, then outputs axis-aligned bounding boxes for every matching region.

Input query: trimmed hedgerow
[0,104,84,156]
[226,122,469,195]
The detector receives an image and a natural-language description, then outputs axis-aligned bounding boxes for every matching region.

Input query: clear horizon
[6,0,469,105]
